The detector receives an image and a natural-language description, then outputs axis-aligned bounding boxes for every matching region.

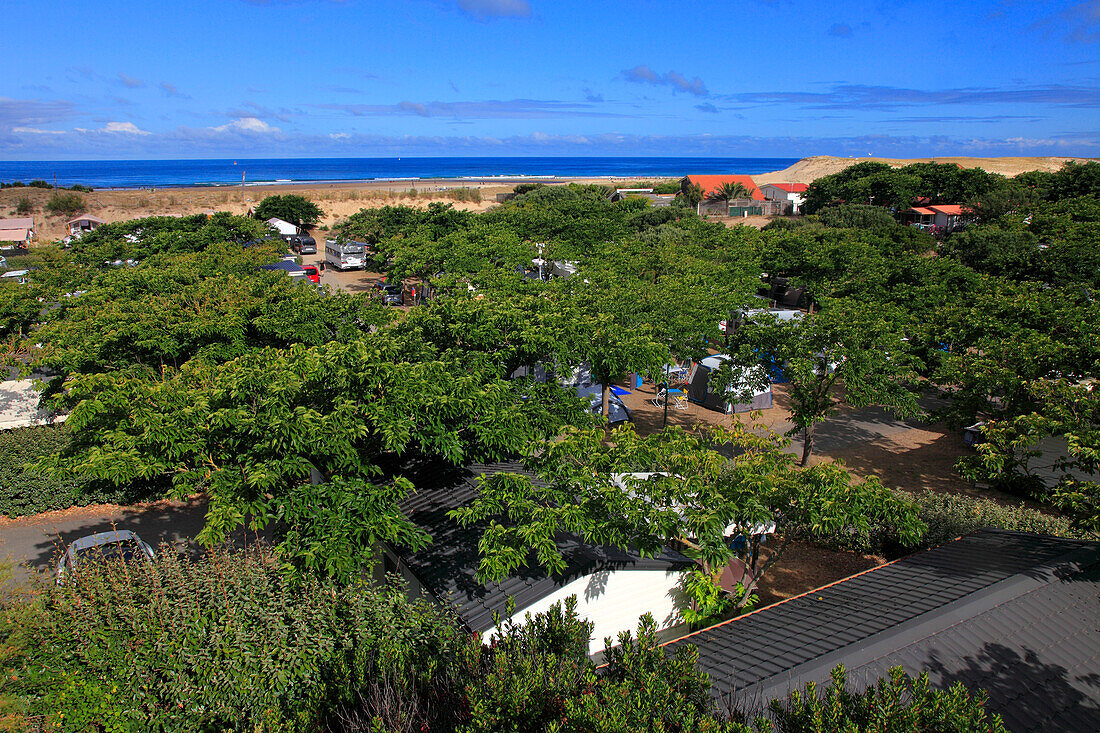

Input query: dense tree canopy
[254,193,324,229]
[9,161,1099,595]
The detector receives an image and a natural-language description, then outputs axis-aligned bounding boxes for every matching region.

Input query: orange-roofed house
[902,204,972,232]
[682,175,782,218]
[759,182,809,214]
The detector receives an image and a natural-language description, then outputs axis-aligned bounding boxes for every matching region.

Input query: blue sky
[2,0,1098,159]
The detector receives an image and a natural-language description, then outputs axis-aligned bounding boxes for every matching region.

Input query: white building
[381,462,694,655]
[759,183,808,214]
[266,217,299,237]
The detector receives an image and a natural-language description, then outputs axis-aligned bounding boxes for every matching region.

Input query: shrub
[907,490,1089,548]
[766,665,1008,733]
[2,549,468,732]
[816,203,899,230]
[14,197,32,215]
[68,184,94,193]
[795,490,1089,556]
[27,180,52,189]
[44,192,85,217]
[0,426,152,517]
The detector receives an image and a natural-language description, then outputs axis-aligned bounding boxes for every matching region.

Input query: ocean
[0,157,799,190]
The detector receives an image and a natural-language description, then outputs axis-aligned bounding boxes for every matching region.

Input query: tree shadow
[924,641,1100,732]
[1,496,271,583]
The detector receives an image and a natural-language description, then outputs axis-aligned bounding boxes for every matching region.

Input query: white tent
[266,217,299,237]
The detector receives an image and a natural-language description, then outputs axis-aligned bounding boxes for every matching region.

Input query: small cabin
[67,215,107,236]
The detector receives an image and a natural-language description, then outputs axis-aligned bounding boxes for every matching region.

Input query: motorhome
[324,240,366,271]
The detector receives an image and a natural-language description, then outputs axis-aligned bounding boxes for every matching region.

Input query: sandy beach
[3,155,1093,242]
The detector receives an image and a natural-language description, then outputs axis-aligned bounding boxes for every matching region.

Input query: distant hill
[754,155,1098,185]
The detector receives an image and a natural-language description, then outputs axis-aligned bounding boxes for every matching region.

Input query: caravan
[324,240,366,271]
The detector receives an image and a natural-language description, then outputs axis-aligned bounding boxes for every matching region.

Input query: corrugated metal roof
[398,461,695,633]
[664,530,1100,732]
[0,218,33,230]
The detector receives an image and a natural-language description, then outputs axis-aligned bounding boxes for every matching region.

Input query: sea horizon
[0,156,801,191]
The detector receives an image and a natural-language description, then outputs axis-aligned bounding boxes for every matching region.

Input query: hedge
[0,425,155,517]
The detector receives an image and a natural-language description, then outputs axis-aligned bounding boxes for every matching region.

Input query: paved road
[0,497,220,583]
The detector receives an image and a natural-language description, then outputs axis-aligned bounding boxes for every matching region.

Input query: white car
[56,530,155,583]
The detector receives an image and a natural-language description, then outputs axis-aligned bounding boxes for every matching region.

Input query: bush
[908,490,1088,548]
[27,180,52,189]
[766,665,1008,732]
[816,203,899,230]
[2,549,468,732]
[795,490,1089,556]
[44,192,85,217]
[68,184,94,193]
[0,426,151,517]
[14,197,32,215]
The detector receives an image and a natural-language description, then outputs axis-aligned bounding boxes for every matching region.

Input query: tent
[575,384,631,425]
[687,355,772,414]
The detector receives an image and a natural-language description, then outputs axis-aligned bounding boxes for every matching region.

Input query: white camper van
[324,240,366,271]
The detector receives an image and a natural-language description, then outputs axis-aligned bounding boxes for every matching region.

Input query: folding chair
[673,391,690,410]
[651,388,668,408]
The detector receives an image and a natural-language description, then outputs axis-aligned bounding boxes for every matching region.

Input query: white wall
[482,568,688,655]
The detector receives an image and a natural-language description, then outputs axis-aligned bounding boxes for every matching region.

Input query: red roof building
[766,182,808,193]
[683,174,765,201]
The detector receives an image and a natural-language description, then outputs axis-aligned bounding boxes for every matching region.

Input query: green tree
[726,299,921,465]
[451,423,923,613]
[254,194,324,229]
[708,181,754,205]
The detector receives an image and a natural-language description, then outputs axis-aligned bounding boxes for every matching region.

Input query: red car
[302,265,320,284]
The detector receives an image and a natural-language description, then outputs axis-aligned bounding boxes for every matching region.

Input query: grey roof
[665,529,1100,732]
[398,461,696,633]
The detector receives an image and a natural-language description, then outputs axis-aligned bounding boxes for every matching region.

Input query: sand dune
[754,155,1095,185]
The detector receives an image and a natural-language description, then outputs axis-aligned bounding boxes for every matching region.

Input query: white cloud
[11,126,65,134]
[210,117,280,133]
[104,121,151,135]
[72,121,151,135]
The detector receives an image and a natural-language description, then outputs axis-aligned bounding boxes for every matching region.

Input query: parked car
[302,265,320,284]
[56,530,155,583]
[289,235,317,255]
[376,281,404,306]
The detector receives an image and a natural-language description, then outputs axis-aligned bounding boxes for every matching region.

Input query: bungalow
[664,529,1100,732]
[902,204,971,232]
[681,175,781,217]
[66,215,106,236]
[929,204,971,231]
[380,461,695,655]
[758,183,808,215]
[0,217,34,248]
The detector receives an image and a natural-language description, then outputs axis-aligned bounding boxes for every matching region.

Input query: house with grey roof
[664,529,1100,732]
[380,461,697,655]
